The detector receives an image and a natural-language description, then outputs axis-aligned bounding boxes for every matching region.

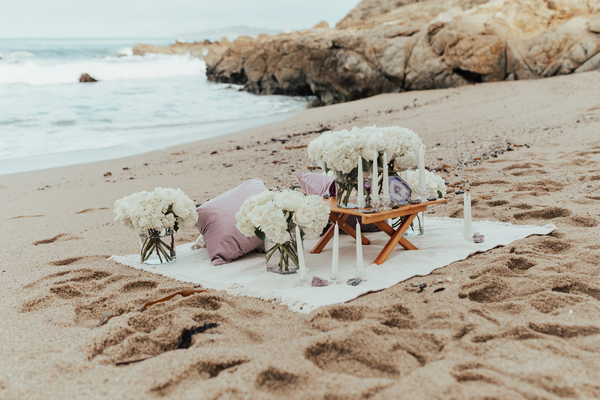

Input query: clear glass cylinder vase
[404,211,424,237]
[334,161,373,209]
[139,228,176,265]
[265,230,299,274]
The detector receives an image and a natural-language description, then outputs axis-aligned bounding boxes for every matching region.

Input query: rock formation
[79,73,97,83]
[132,40,225,60]
[205,0,600,106]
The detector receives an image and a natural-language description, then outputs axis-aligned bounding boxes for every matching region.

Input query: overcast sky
[0,0,360,38]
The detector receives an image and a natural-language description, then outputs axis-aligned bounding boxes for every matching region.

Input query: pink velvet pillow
[296,173,380,233]
[296,172,335,196]
[196,178,267,266]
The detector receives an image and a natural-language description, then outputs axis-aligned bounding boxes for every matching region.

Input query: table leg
[310,213,370,254]
[373,213,418,265]
[374,219,419,251]
[330,213,370,246]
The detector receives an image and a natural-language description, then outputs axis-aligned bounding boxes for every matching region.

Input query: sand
[2,71,600,399]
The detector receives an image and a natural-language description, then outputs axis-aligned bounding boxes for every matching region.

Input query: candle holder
[355,265,366,281]
[370,193,381,208]
[357,194,367,212]
[329,268,340,284]
[300,268,311,286]
[418,182,429,202]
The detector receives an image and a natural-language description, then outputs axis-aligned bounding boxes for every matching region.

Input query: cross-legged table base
[310,197,446,265]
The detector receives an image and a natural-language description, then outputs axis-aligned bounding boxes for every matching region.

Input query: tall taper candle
[418,146,426,197]
[332,223,339,280]
[356,221,364,278]
[295,225,308,282]
[371,151,379,204]
[357,156,364,208]
[382,152,390,206]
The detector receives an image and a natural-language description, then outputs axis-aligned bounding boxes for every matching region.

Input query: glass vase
[334,160,373,209]
[265,230,299,274]
[404,211,424,237]
[139,228,176,265]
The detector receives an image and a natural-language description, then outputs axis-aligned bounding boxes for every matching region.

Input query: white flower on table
[403,170,447,198]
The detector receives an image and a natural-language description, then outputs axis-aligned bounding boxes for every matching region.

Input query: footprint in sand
[151,359,248,395]
[75,207,109,214]
[513,207,570,220]
[487,200,509,207]
[255,367,303,394]
[503,162,542,171]
[304,330,408,378]
[9,215,44,220]
[33,233,81,246]
[513,180,564,193]
[48,255,109,266]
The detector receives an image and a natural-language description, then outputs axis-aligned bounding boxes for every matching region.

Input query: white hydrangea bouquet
[394,170,446,236]
[236,190,329,273]
[308,125,423,207]
[403,170,447,199]
[114,187,198,265]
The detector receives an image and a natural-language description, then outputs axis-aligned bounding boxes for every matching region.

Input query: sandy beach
[2,71,600,399]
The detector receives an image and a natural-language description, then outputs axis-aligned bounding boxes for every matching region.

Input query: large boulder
[204,0,600,106]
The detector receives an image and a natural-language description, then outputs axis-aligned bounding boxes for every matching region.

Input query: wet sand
[1,71,600,399]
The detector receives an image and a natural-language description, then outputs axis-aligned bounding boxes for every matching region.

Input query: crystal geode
[389,176,411,205]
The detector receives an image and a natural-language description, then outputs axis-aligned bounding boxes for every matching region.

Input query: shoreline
[0,111,300,176]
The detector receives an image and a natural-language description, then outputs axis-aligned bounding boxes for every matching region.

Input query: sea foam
[0,53,204,85]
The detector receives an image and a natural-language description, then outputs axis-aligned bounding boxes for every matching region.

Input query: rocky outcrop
[79,73,97,83]
[205,0,600,106]
[132,40,226,60]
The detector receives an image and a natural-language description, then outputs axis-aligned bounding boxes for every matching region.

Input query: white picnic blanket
[110,218,555,314]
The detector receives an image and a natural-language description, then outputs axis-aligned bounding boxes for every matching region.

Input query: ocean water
[0,39,311,175]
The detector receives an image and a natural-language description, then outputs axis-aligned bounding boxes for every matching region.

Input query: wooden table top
[324,197,447,224]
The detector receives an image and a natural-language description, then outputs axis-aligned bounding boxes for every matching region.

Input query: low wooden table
[311,197,447,265]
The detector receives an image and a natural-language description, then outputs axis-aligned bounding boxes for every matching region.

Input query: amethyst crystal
[347,277,362,286]
[311,276,329,287]
[328,181,336,197]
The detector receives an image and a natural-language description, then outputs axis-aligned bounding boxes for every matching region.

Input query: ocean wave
[0,53,205,85]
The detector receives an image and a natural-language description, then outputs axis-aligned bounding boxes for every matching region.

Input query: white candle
[357,156,364,208]
[382,152,390,205]
[356,221,364,278]
[332,223,339,279]
[418,146,426,197]
[372,151,379,203]
[295,225,307,281]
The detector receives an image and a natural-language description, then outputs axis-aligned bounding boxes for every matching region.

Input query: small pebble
[410,198,421,204]
[347,277,362,286]
[427,194,437,201]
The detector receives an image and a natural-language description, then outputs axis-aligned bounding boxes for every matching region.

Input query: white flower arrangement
[236,190,329,244]
[403,170,447,198]
[114,187,198,234]
[307,125,423,173]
